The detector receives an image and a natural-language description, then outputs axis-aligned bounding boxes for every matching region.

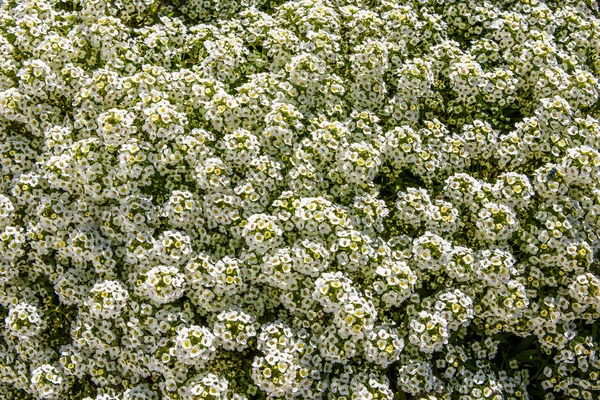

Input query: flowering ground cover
[1,0,600,399]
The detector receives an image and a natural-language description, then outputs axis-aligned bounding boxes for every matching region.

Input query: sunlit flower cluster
[1,0,600,399]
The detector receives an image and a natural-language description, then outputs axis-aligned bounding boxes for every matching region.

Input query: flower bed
[1,0,600,399]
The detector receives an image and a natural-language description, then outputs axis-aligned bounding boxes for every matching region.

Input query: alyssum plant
[0,0,600,399]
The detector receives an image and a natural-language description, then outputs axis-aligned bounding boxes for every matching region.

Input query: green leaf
[394,391,407,400]
[512,349,543,363]
[493,333,509,344]
[514,335,537,353]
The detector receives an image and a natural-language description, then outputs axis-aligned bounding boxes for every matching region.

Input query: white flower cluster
[1,0,600,399]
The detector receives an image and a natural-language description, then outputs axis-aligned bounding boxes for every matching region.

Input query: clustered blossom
[86,280,129,319]
[1,0,600,399]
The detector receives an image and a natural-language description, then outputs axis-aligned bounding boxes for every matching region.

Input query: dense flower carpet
[1,0,600,399]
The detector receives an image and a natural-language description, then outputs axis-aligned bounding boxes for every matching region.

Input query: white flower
[144,265,186,304]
